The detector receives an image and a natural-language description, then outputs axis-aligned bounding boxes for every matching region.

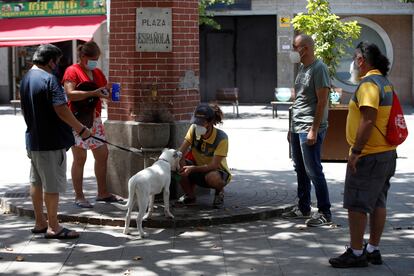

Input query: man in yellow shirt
[330,42,398,268]
[177,103,231,208]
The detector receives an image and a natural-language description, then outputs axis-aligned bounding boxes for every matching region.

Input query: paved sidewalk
[0,104,413,275]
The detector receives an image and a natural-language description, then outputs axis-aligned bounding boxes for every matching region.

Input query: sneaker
[213,191,224,208]
[364,243,383,265]
[329,247,368,268]
[175,195,196,206]
[306,212,332,227]
[282,206,311,219]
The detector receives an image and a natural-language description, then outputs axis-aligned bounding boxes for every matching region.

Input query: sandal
[96,194,123,203]
[44,228,79,239]
[174,195,196,207]
[75,200,93,208]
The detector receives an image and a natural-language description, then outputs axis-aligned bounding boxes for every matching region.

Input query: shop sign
[136,8,172,52]
[0,1,106,18]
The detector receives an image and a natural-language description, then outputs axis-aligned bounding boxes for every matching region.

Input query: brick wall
[108,0,200,121]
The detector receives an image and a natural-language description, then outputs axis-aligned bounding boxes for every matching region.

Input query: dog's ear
[162,148,168,153]
[173,150,182,159]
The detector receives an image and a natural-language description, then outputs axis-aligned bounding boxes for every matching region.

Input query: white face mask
[349,60,360,85]
[194,124,207,140]
[289,50,301,64]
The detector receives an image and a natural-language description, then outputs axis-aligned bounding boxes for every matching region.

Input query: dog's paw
[123,230,131,235]
[165,212,174,219]
[143,213,153,220]
[139,232,148,238]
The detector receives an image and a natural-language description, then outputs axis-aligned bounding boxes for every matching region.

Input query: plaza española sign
[136,8,172,52]
[0,0,106,18]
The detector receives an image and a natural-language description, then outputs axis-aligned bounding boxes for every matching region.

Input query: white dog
[112,148,182,237]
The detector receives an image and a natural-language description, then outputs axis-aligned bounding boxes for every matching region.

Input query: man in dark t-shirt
[20,44,90,239]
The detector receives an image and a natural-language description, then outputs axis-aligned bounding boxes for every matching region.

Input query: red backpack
[382,91,408,145]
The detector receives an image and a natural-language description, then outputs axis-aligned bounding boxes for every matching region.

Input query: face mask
[289,50,301,64]
[349,60,360,85]
[194,124,207,140]
[86,59,98,70]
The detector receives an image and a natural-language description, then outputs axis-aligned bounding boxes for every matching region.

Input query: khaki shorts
[343,150,397,213]
[29,149,67,193]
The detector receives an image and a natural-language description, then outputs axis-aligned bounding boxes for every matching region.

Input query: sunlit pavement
[1,104,413,275]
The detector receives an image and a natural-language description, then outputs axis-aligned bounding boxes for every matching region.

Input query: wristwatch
[351,148,362,155]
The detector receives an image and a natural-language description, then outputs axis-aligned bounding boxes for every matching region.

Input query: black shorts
[185,159,230,188]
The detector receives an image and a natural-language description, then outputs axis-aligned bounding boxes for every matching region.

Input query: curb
[1,197,294,228]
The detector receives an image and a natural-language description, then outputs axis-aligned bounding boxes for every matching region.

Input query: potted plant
[137,83,174,149]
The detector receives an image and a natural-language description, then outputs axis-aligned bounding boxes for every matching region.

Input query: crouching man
[176,103,231,208]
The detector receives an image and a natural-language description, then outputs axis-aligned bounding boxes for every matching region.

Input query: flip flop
[44,228,79,240]
[96,195,123,203]
[75,200,93,208]
[31,227,48,234]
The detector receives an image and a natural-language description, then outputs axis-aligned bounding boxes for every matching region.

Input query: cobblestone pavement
[0,104,413,275]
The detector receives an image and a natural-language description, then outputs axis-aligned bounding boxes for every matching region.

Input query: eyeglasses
[353,53,364,61]
[292,44,304,50]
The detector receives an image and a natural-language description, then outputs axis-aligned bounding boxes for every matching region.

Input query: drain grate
[3,191,30,198]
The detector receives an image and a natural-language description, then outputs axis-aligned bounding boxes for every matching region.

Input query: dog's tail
[111,178,135,210]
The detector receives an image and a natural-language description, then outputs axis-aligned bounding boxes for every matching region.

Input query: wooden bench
[215,88,239,117]
[270,101,293,118]
[271,88,295,118]
[10,100,21,115]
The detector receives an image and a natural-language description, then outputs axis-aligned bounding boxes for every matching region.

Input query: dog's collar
[158,158,169,163]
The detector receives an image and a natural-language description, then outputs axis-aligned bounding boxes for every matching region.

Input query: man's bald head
[295,34,315,49]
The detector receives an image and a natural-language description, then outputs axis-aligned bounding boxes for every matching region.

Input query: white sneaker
[306,212,332,227]
[282,206,311,219]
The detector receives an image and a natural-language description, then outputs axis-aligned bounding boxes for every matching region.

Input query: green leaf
[292,0,361,77]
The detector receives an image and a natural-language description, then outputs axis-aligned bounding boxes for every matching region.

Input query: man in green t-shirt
[282,34,332,227]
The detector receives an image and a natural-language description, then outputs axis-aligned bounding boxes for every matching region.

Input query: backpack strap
[353,74,394,138]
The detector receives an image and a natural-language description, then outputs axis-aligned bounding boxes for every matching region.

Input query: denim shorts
[343,150,397,213]
[29,149,67,193]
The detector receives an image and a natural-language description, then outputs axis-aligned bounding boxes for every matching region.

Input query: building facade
[202,0,414,105]
[0,0,109,104]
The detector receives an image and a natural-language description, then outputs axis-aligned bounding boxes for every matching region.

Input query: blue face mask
[86,59,98,70]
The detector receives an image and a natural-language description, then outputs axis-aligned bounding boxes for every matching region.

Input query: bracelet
[351,148,362,155]
[78,126,87,136]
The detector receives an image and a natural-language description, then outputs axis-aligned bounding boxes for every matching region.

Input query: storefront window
[332,17,394,92]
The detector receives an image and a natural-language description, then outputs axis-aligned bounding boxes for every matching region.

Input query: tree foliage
[199,0,233,29]
[291,0,361,77]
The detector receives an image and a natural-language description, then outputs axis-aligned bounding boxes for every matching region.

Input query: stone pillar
[105,0,199,197]
[276,12,295,89]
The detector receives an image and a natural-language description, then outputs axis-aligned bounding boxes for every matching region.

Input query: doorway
[200,15,278,103]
